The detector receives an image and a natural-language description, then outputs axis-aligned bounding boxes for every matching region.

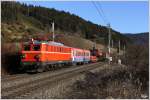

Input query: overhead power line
[92,1,108,24]
[97,2,109,23]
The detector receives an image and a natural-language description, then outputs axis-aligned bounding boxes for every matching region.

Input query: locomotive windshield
[33,45,40,51]
[24,45,30,51]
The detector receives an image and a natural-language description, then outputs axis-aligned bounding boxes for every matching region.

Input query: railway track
[1,65,79,83]
[2,74,29,82]
[2,62,104,99]
[1,65,76,89]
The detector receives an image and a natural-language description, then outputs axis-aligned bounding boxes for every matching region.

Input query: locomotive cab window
[33,45,40,51]
[46,45,48,51]
[23,45,30,51]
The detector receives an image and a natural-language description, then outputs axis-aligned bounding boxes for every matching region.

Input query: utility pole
[107,23,111,64]
[118,40,120,55]
[123,44,126,64]
[28,7,29,16]
[52,21,55,42]
[123,45,126,55]
[118,40,122,64]
[112,39,113,48]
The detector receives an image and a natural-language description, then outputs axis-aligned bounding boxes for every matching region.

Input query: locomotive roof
[24,40,71,47]
[47,41,65,46]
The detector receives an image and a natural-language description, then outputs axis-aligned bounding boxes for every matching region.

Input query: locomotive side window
[54,46,56,52]
[59,47,61,52]
[53,46,55,52]
[58,47,59,52]
[67,48,69,53]
[24,45,30,51]
[46,45,48,51]
[65,48,66,53]
[59,47,60,52]
[60,47,62,52]
[66,48,69,53]
[51,46,53,52]
[49,46,51,51]
[61,47,63,52]
[55,47,57,52]
[57,47,59,52]
[55,47,56,52]
[33,45,40,51]
[64,48,67,53]
[55,47,58,52]
[61,48,64,52]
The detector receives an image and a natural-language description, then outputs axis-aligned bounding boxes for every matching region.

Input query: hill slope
[125,32,149,45]
[1,1,130,49]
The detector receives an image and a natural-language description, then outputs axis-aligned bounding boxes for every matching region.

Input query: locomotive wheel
[45,65,51,71]
[53,64,57,70]
[50,64,55,70]
[37,66,45,72]
[58,63,62,68]
[61,63,65,67]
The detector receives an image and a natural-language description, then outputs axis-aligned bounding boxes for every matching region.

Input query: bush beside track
[66,65,148,99]
[1,43,22,75]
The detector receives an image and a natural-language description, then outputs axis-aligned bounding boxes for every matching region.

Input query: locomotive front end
[20,40,43,72]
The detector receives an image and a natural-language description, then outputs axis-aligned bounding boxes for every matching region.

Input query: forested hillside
[125,32,149,45]
[1,1,130,48]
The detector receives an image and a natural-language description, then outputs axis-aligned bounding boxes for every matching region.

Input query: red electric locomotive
[20,39,72,72]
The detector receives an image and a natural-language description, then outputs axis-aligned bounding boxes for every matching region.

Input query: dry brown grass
[66,66,149,99]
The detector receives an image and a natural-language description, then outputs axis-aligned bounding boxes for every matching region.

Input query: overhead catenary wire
[92,1,108,25]
[97,1,109,24]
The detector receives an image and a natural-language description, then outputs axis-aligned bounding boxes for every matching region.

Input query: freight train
[20,38,105,72]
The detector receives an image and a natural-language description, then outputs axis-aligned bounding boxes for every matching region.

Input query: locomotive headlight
[34,54,41,60]
[21,54,26,59]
